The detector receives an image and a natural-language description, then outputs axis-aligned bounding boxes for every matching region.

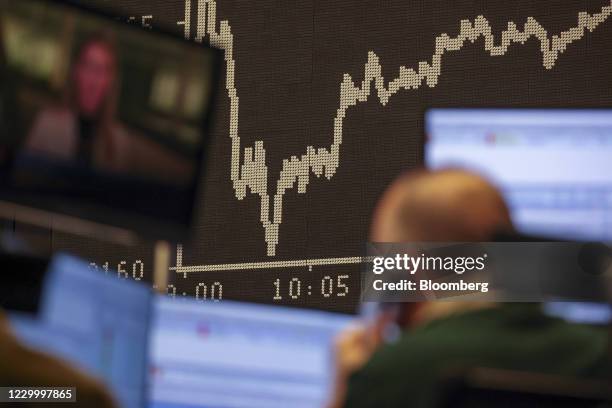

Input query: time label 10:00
[273,275,349,300]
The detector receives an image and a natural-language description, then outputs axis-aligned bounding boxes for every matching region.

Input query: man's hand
[326,311,396,408]
[334,324,378,378]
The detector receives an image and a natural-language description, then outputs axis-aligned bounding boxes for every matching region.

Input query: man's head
[369,169,513,326]
[371,169,513,242]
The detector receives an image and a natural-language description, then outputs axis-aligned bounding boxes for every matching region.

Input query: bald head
[371,169,513,242]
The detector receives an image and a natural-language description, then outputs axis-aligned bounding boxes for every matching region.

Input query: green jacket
[344,304,609,408]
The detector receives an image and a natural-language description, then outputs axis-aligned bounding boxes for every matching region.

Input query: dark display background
[18,0,612,313]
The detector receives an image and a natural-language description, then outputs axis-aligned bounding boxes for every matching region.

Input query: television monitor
[0,0,220,242]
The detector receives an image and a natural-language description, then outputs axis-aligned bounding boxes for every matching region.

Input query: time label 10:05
[273,275,349,300]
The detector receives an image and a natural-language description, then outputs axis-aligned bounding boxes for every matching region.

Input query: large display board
[37,0,612,312]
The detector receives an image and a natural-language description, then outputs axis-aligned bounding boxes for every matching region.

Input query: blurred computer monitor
[148,297,353,408]
[0,0,220,242]
[425,109,612,241]
[425,108,612,323]
[9,254,153,408]
[10,255,354,408]
[542,302,612,325]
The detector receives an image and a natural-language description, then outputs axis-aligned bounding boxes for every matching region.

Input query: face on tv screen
[0,0,219,237]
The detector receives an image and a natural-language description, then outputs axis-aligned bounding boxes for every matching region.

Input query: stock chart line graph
[177,0,612,265]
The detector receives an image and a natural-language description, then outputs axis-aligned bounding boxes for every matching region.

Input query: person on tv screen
[24,33,130,171]
[22,31,194,185]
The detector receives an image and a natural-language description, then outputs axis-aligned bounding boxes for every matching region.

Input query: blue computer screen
[148,297,353,408]
[425,109,612,241]
[9,254,152,408]
[425,109,612,324]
